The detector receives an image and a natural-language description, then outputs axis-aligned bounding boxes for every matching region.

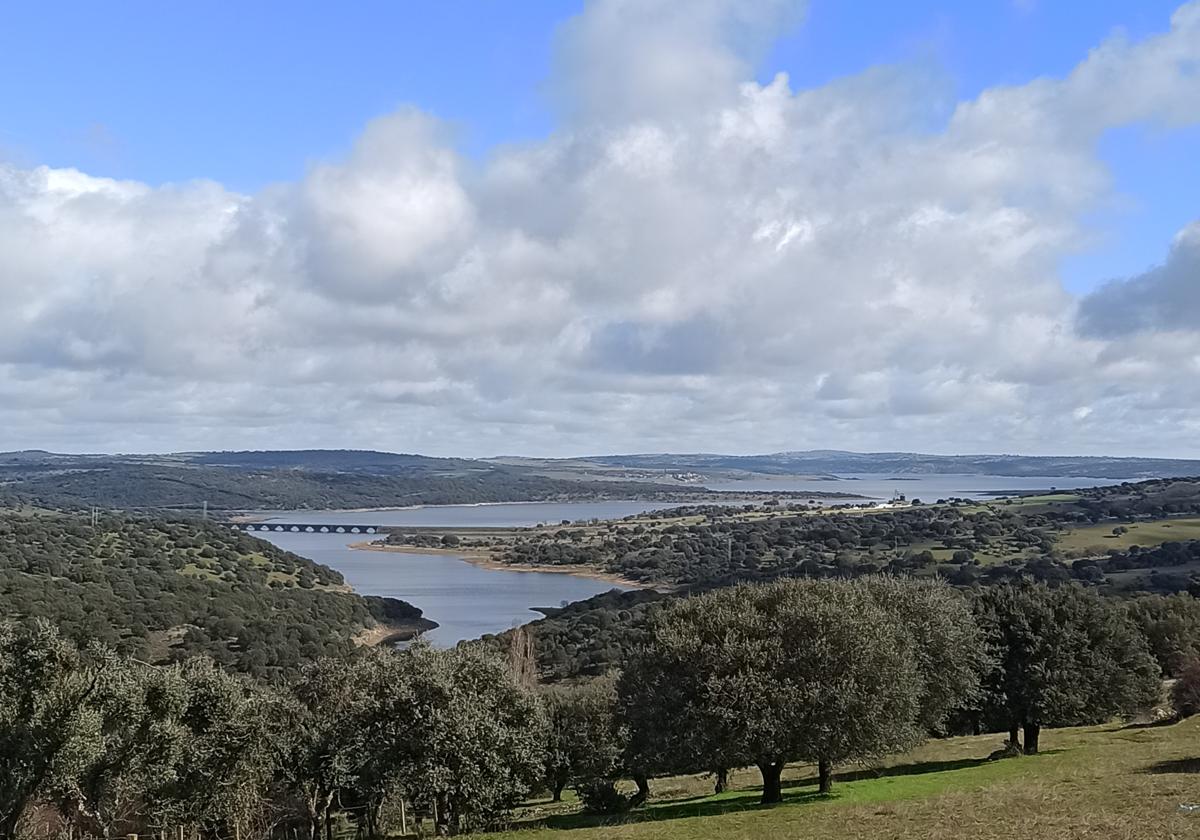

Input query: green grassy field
[1058,517,1200,554]
[468,718,1200,840]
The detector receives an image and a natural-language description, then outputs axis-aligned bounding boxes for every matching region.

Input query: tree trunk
[1008,724,1021,748]
[714,767,729,795]
[757,762,784,805]
[630,774,650,807]
[818,759,833,794]
[551,779,565,803]
[1023,723,1041,755]
[0,812,23,840]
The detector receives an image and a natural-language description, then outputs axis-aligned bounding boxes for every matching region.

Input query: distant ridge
[572,451,1200,479]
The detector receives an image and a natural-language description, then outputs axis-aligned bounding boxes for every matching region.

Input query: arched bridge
[233,523,381,535]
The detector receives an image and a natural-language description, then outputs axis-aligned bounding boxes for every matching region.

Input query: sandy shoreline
[227,492,873,524]
[348,540,655,591]
[352,619,435,647]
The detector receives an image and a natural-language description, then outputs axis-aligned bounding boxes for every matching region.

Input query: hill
[471,718,1200,840]
[0,450,708,512]
[0,511,433,679]
[6,448,1199,513]
[576,450,1200,479]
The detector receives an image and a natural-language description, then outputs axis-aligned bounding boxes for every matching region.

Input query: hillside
[472,718,1200,840]
[0,451,707,512]
[6,448,1199,513]
[573,450,1200,479]
[0,512,433,678]
[467,478,1200,589]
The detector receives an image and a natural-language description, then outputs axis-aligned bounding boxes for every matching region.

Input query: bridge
[233,522,382,535]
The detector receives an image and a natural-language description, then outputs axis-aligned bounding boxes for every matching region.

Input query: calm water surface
[255,530,630,646]
[252,476,1124,644]
[704,473,1126,500]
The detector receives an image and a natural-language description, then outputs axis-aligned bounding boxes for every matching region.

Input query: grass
[467,718,1200,840]
[1058,517,1200,554]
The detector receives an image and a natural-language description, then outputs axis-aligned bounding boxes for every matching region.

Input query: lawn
[469,718,1200,840]
[1058,517,1200,555]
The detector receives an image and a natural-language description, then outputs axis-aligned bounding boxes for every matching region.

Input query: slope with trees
[0,512,431,678]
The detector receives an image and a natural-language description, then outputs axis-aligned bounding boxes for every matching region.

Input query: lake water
[254,530,630,646]
[704,473,1126,500]
[251,474,1126,645]
[251,500,690,529]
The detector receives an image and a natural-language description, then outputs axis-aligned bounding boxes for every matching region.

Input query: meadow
[474,718,1200,840]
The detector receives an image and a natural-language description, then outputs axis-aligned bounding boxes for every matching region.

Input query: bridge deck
[234,523,381,534]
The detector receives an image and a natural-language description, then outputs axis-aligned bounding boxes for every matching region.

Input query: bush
[1172,660,1200,718]
[576,779,631,815]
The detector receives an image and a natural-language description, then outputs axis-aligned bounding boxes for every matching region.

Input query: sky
[1,0,1198,457]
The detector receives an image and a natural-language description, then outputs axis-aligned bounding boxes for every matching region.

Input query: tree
[619,579,924,804]
[53,660,189,840]
[974,583,1161,754]
[357,644,547,835]
[153,658,277,838]
[1127,593,1200,676]
[1172,659,1200,718]
[541,675,623,806]
[0,622,104,840]
[273,658,364,840]
[859,577,987,735]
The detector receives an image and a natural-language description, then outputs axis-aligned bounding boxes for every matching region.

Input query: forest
[0,513,431,679]
[0,461,708,512]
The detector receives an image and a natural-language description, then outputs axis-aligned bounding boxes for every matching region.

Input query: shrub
[1172,660,1200,718]
[576,779,631,815]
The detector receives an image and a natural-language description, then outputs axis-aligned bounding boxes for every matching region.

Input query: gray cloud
[1078,223,1200,336]
[1,1,1200,456]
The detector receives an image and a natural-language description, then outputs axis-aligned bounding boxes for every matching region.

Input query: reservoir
[251,475,1125,645]
[254,529,632,646]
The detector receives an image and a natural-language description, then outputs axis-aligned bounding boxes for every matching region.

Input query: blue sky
[1,0,1192,293]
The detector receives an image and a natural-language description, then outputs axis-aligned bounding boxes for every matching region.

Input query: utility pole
[91,506,98,528]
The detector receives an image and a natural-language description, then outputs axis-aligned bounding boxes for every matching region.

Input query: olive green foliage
[1,625,546,839]
[274,645,547,837]
[1127,593,1200,675]
[351,644,548,834]
[0,512,426,678]
[619,579,945,804]
[273,657,364,840]
[49,659,190,840]
[542,675,622,802]
[974,583,1161,753]
[1171,659,1200,718]
[496,478,1200,591]
[860,577,989,735]
[488,589,666,683]
[0,621,101,839]
[4,457,696,511]
[152,659,277,836]
[0,623,278,840]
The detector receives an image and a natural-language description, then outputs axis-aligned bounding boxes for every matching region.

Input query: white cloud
[1,0,1200,456]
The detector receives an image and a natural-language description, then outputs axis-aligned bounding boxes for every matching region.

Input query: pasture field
[1058,517,1200,554]
[473,718,1200,840]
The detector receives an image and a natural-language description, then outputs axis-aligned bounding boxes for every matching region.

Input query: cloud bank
[2,0,1199,456]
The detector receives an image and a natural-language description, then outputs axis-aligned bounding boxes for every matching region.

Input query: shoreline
[353,618,437,647]
[348,540,656,591]
[227,492,874,523]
